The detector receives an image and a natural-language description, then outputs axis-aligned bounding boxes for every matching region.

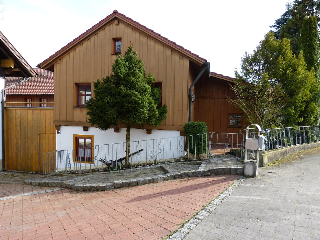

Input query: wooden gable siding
[53,19,192,131]
[194,76,245,133]
[6,94,54,107]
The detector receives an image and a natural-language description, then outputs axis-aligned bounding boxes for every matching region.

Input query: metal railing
[265,126,320,151]
[40,125,320,174]
[40,136,185,174]
[208,132,244,158]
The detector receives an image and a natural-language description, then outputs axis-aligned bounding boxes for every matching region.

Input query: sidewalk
[174,149,320,240]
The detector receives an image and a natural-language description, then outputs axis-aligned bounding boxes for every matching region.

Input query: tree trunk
[125,124,130,167]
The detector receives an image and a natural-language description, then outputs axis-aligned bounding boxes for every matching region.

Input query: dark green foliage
[87,47,167,129]
[271,0,320,56]
[301,16,320,75]
[232,32,320,128]
[86,46,167,165]
[271,4,291,39]
[184,122,208,155]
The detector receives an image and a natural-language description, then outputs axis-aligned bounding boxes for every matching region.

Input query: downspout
[188,62,210,122]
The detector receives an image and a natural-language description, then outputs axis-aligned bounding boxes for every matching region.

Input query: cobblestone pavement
[0,176,238,240]
[181,149,320,240]
[4,158,243,191]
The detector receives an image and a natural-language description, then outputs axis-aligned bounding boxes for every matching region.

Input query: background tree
[301,16,320,76]
[230,73,284,129]
[271,0,320,58]
[231,32,319,128]
[86,46,167,167]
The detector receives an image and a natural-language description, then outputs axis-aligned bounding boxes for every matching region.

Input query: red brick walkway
[0,175,238,240]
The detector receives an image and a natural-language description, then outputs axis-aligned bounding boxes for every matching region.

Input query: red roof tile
[38,10,207,68]
[0,31,36,77]
[5,68,54,95]
[210,72,235,82]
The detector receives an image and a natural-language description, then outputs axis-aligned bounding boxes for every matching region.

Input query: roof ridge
[38,10,206,68]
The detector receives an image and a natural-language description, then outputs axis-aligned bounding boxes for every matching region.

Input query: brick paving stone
[1,175,237,239]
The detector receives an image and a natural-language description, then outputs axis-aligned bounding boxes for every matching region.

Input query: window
[40,98,47,108]
[77,84,91,106]
[154,82,163,107]
[113,38,122,54]
[229,114,242,127]
[26,98,32,107]
[73,135,94,163]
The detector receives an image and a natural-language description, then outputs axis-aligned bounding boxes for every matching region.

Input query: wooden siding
[6,94,54,107]
[4,108,56,172]
[194,76,245,133]
[53,19,192,130]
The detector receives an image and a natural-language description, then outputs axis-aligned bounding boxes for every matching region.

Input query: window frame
[154,82,163,108]
[26,98,32,107]
[77,83,91,107]
[113,38,122,54]
[73,134,94,164]
[229,114,242,127]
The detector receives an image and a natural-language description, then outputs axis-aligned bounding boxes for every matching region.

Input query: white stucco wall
[54,126,184,171]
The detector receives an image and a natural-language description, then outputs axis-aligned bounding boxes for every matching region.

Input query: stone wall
[260,142,320,166]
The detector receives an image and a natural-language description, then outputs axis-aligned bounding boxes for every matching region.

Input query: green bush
[184,122,208,155]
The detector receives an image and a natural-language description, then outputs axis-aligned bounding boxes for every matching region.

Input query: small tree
[184,122,208,155]
[230,73,284,129]
[86,46,167,167]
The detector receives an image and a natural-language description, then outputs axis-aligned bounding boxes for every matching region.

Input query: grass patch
[267,147,320,166]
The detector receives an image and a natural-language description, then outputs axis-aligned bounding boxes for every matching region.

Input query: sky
[0,0,292,78]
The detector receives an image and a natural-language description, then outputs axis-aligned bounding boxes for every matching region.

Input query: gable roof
[38,10,207,69]
[0,31,36,77]
[210,71,235,82]
[5,68,54,95]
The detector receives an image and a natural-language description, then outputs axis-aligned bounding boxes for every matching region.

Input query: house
[0,31,36,171]
[38,10,244,168]
[5,68,54,107]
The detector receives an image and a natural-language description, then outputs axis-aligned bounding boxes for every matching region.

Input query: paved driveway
[183,149,320,240]
[0,175,237,240]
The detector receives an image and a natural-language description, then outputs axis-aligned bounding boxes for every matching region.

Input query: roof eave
[0,32,36,77]
[210,72,235,82]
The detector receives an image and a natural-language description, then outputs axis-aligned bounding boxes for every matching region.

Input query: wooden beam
[1,59,14,68]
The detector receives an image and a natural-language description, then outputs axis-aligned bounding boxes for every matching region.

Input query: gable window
[26,98,32,107]
[77,84,91,106]
[113,38,122,54]
[229,114,242,127]
[73,135,94,163]
[40,98,47,107]
[154,82,163,107]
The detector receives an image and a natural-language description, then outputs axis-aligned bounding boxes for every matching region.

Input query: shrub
[184,122,208,155]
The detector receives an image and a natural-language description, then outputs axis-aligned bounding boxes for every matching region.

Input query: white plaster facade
[54,126,185,171]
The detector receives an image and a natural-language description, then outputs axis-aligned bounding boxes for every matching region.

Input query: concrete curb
[24,166,244,192]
